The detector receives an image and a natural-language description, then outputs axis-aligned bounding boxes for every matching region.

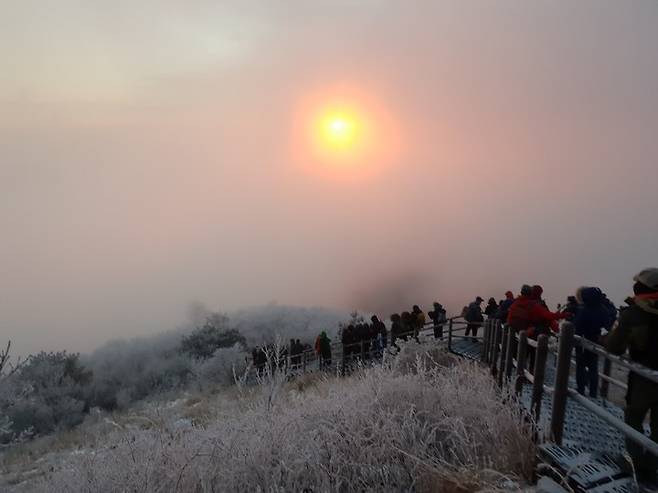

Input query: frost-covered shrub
[39,348,534,492]
[192,344,249,389]
[0,352,90,441]
[85,339,194,410]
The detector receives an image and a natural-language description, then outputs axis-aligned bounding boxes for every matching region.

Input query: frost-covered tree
[180,313,246,360]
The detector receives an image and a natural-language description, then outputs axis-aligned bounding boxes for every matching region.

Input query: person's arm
[605,310,633,356]
[531,303,569,323]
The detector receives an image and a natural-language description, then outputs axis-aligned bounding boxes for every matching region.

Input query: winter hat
[634,268,658,291]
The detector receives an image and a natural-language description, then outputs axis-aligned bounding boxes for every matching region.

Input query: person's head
[371,315,379,323]
[567,296,577,304]
[575,287,587,304]
[296,339,300,344]
[520,285,532,297]
[475,296,484,304]
[412,305,421,313]
[531,285,544,300]
[505,291,514,300]
[488,297,496,304]
[633,268,658,295]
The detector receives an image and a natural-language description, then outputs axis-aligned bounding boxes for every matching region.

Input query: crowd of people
[248,268,658,483]
[458,269,658,483]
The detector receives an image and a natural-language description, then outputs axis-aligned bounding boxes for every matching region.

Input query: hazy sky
[2,1,657,356]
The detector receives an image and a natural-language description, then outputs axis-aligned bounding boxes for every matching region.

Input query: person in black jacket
[465,297,484,342]
[573,287,611,398]
[606,268,658,482]
[484,298,499,318]
[428,302,447,339]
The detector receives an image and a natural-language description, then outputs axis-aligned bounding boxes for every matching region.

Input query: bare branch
[0,340,11,375]
[0,340,25,379]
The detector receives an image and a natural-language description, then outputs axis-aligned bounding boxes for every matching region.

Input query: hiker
[508,285,569,336]
[390,313,403,348]
[601,293,618,329]
[428,302,447,339]
[606,268,658,483]
[572,287,610,398]
[400,312,413,341]
[412,305,425,340]
[315,331,332,369]
[464,297,484,342]
[484,298,499,318]
[508,285,571,368]
[495,291,515,321]
[371,315,387,351]
[563,296,579,316]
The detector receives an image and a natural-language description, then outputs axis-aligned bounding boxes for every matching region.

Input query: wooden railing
[481,319,658,457]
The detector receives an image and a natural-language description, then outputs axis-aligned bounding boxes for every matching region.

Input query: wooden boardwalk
[450,320,658,493]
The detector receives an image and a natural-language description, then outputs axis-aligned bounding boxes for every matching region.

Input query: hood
[635,293,658,316]
[581,287,604,307]
[531,285,543,300]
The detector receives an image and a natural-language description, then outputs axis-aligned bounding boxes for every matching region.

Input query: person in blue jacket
[573,287,611,398]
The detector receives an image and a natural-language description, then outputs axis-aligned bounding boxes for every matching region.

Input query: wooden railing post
[447,318,454,352]
[504,327,515,383]
[600,357,612,401]
[490,321,502,377]
[515,331,528,395]
[531,335,549,423]
[487,320,494,362]
[497,325,509,387]
[551,323,575,445]
[482,320,491,363]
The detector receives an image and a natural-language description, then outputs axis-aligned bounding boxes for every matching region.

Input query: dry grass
[6,343,535,492]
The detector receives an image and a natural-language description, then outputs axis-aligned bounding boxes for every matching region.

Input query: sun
[294,88,401,174]
[321,113,357,149]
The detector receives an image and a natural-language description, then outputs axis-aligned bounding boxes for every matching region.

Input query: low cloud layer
[1,1,657,356]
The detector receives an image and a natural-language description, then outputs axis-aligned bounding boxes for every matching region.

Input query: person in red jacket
[507,284,571,368]
[508,284,570,337]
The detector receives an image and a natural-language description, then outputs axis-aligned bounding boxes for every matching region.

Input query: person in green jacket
[607,268,658,482]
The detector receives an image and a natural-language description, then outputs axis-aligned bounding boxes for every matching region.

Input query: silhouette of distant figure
[371,315,387,352]
[315,331,332,369]
[412,305,425,341]
[400,312,413,341]
[390,313,403,348]
[464,297,484,342]
[428,302,447,339]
